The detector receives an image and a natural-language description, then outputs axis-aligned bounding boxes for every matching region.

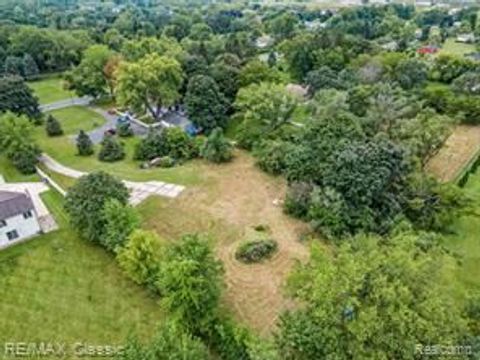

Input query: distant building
[255,35,273,49]
[417,45,439,55]
[456,33,475,44]
[381,41,399,52]
[285,84,308,99]
[0,191,41,248]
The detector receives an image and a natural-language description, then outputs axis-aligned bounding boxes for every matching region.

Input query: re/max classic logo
[4,342,124,358]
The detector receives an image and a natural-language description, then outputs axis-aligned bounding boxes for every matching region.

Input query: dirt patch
[426,125,480,183]
[140,151,309,335]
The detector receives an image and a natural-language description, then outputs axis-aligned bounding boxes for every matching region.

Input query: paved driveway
[40,97,92,112]
[39,154,185,204]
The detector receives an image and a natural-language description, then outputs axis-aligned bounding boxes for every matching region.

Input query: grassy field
[438,38,476,57]
[445,168,480,293]
[28,76,76,105]
[0,188,164,356]
[48,106,106,135]
[138,152,310,335]
[34,106,203,186]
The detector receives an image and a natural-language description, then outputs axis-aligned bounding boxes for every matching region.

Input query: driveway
[39,154,185,204]
[85,108,149,144]
[40,97,92,112]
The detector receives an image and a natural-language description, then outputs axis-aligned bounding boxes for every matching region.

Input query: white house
[0,190,41,248]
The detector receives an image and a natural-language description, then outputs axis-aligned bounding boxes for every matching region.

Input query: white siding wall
[0,212,41,248]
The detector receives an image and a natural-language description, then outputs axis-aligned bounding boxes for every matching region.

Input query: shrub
[117,122,133,137]
[7,143,40,174]
[157,156,175,168]
[64,171,129,243]
[163,127,196,160]
[253,140,291,175]
[201,127,233,163]
[134,130,166,161]
[101,199,140,252]
[98,135,125,162]
[45,115,63,136]
[117,230,164,287]
[235,239,278,263]
[76,130,94,156]
[284,182,314,219]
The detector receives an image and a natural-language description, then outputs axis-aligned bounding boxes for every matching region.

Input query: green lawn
[48,106,106,135]
[0,155,39,183]
[445,168,480,293]
[34,107,204,186]
[438,38,476,58]
[0,188,164,351]
[28,76,76,105]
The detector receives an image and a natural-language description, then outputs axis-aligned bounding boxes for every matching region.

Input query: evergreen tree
[45,115,63,136]
[0,76,41,121]
[76,130,94,156]
[98,135,125,162]
[185,75,228,134]
[22,54,39,80]
[4,56,23,76]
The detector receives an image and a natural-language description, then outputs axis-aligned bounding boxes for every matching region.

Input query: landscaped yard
[34,106,203,186]
[47,106,106,135]
[28,76,76,105]
[0,187,164,348]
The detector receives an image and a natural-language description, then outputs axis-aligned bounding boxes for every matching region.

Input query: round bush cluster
[235,239,278,264]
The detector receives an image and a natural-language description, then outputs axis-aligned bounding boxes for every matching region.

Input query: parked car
[104,128,116,136]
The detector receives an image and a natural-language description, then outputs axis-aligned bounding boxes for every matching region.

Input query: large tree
[66,45,117,98]
[64,172,129,243]
[0,76,41,121]
[116,54,183,122]
[277,232,472,359]
[185,75,228,134]
[234,82,298,149]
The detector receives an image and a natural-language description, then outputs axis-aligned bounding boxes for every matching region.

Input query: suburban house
[0,190,41,248]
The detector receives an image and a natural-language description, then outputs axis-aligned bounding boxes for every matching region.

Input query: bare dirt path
[426,125,480,183]
[141,152,309,335]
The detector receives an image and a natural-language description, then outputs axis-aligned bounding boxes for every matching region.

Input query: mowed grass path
[438,38,476,58]
[445,169,480,293]
[28,76,75,105]
[35,106,203,186]
[0,189,164,350]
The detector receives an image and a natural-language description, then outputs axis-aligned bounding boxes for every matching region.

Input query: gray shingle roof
[0,191,34,220]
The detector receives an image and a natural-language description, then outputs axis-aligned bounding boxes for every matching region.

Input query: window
[6,230,19,241]
[0,220,6,228]
[23,210,33,219]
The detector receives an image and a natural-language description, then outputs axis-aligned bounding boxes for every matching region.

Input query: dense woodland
[0,0,480,359]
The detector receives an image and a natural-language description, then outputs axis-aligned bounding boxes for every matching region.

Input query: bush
[157,156,175,168]
[201,127,233,163]
[7,143,40,174]
[98,135,125,162]
[76,130,94,156]
[117,122,133,137]
[253,140,291,175]
[284,182,314,218]
[134,128,198,161]
[45,115,63,136]
[235,239,278,263]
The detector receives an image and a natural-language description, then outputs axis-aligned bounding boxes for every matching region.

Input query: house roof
[0,191,34,220]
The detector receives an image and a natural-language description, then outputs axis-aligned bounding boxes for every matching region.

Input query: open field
[445,168,480,293]
[438,38,477,58]
[0,188,164,355]
[425,125,480,183]
[28,76,75,105]
[33,107,203,186]
[138,151,311,335]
